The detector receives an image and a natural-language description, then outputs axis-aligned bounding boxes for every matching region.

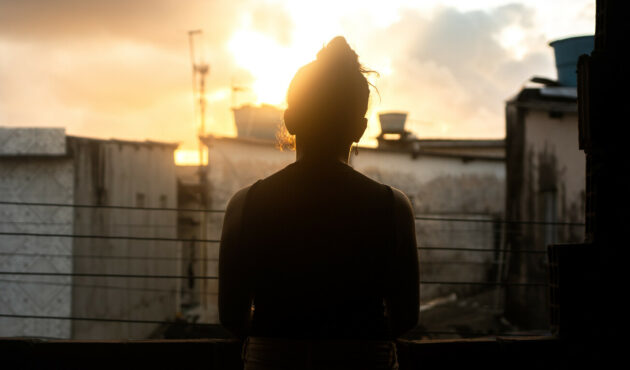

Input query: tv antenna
[188,30,210,166]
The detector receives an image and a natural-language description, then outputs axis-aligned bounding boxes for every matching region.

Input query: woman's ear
[350,117,368,142]
[283,108,297,135]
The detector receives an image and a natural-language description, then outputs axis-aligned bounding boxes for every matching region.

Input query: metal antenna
[188,30,210,165]
[187,30,211,311]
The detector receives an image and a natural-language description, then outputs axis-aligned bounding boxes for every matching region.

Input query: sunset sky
[0,1,594,163]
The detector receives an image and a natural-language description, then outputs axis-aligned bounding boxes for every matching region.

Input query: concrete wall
[351,149,505,214]
[175,166,204,312]
[524,110,585,229]
[69,138,179,339]
[0,128,74,338]
[505,103,586,329]
[352,149,505,302]
[202,137,505,320]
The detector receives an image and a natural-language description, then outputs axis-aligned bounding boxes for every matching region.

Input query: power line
[0,271,217,280]
[0,313,216,327]
[0,231,220,243]
[0,278,216,296]
[0,251,217,262]
[0,271,544,287]
[414,215,584,226]
[417,246,545,254]
[420,281,546,287]
[0,200,224,214]
[0,220,177,228]
[0,252,502,265]
[0,200,585,226]
[0,231,542,253]
[413,330,549,337]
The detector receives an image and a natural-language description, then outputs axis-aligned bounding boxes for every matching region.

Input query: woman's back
[218,36,419,369]
[242,160,396,339]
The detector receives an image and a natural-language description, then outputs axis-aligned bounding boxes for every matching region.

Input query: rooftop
[0,127,179,157]
[202,135,506,161]
[507,86,578,113]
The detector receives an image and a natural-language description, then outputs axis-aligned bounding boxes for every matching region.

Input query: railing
[0,200,584,339]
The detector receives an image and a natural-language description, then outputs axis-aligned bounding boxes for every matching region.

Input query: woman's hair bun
[316,36,360,71]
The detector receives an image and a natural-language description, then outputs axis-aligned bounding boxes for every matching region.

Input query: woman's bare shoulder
[222,185,252,232]
[226,185,251,212]
[391,186,414,220]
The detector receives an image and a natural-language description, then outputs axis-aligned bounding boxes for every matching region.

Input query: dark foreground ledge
[0,336,596,369]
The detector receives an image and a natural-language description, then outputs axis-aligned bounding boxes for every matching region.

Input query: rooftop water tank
[378,112,408,134]
[549,35,594,87]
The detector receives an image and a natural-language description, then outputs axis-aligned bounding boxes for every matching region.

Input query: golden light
[224,3,400,149]
[175,149,208,166]
[227,2,355,107]
[228,30,308,106]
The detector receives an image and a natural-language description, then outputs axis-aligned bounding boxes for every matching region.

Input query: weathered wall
[524,110,585,230]
[505,105,586,329]
[0,128,74,338]
[69,138,179,339]
[175,166,204,314]
[203,137,505,320]
[352,149,505,302]
[351,149,505,214]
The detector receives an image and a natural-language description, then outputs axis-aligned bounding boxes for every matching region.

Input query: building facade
[195,133,506,323]
[0,127,180,339]
[504,87,586,329]
[503,36,591,329]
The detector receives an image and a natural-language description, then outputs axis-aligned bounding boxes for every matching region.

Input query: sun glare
[227,3,354,107]
[175,149,207,166]
[229,30,306,106]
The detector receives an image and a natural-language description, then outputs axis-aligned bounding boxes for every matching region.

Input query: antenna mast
[188,30,210,166]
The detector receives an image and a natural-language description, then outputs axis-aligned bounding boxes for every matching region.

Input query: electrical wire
[0,231,219,243]
[0,313,216,327]
[0,200,585,226]
[0,271,217,280]
[0,271,545,287]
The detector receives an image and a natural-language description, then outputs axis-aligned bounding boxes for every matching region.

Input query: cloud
[0,1,583,147]
[0,0,239,48]
[0,0,272,144]
[251,3,294,45]
[361,4,555,139]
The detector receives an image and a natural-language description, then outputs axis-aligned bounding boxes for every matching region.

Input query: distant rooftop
[507,86,577,113]
[0,127,178,157]
[202,135,505,161]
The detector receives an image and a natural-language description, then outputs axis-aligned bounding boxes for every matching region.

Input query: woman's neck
[295,141,352,165]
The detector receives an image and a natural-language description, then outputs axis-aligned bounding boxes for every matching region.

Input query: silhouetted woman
[219,36,419,370]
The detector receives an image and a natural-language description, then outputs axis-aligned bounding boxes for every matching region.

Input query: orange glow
[227,4,353,107]
[175,149,207,166]
[228,30,308,106]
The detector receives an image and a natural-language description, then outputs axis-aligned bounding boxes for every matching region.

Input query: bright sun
[227,4,349,107]
[228,30,308,106]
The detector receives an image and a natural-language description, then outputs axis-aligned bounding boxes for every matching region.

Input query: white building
[189,105,506,322]
[0,127,180,339]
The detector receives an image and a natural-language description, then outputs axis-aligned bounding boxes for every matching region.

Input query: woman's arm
[218,186,252,338]
[387,188,420,338]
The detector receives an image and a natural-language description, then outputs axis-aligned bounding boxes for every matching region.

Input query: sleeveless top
[239,160,397,340]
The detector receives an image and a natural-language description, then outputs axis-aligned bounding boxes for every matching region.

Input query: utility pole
[188,30,211,312]
[188,30,210,166]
